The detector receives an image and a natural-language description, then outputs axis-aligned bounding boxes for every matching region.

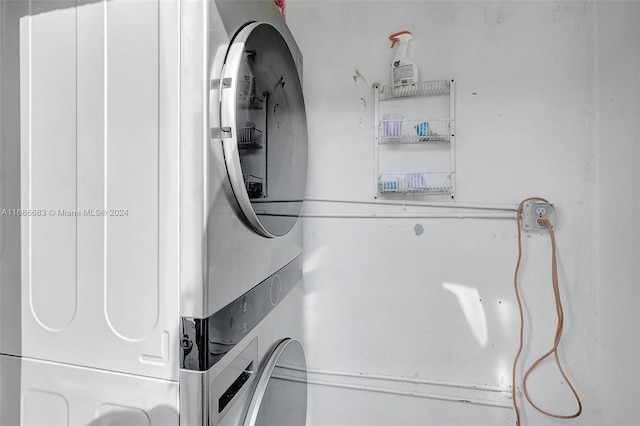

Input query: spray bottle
[389,31,419,97]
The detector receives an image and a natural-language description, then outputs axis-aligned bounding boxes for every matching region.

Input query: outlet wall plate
[521,201,555,231]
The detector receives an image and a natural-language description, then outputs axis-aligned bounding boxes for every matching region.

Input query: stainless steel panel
[213,0,304,85]
[181,0,305,321]
[181,254,302,371]
[210,338,258,425]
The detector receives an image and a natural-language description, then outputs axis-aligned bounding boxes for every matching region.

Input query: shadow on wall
[89,405,178,426]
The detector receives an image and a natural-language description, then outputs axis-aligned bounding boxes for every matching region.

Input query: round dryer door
[243,339,307,426]
[219,22,308,238]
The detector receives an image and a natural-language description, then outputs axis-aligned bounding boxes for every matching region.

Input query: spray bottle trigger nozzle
[388,30,413,48]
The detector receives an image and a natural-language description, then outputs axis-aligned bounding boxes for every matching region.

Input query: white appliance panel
[18,0,180,380]
[20,3,78,332]
[103,0,160,341]
[19,356,178,425]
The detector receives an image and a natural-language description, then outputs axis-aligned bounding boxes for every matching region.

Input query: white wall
[594,2,640,425]
[288,1,639,425]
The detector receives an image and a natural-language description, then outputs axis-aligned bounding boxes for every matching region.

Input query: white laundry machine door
[214,21,308,238]
[243,338,307,426]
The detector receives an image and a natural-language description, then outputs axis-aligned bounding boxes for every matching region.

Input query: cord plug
[521,201,555,231]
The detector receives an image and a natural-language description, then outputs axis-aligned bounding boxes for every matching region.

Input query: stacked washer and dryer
[0,0,308,425]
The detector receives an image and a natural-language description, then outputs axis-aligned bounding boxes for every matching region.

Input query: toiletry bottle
[238,50,256,108]
[389,31,418,97]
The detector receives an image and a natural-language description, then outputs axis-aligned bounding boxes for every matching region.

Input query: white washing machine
[0,0,307,424]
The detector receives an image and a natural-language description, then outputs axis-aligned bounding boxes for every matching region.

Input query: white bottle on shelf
[389,31,419,97]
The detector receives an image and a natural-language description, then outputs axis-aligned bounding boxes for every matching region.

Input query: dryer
[181,0,308,323]
[0,0,307,425]
[181,4,308,423]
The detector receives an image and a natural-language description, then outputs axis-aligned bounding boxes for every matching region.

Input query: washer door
[243,339,307,426]
[218,22,308,238]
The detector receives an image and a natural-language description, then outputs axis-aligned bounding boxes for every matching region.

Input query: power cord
[512,197,583,425]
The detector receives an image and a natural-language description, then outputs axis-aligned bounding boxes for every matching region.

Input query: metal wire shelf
[377,172,453,195]
[380,80,451,100]
[379,119,451,144]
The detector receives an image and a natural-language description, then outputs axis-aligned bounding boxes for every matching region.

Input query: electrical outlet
[521,201,555,231]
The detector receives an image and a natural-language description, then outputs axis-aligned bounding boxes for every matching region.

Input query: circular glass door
[218,22,308,238]
[243,339,307,426]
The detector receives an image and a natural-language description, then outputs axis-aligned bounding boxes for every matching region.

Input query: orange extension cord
[511,197,583,425]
